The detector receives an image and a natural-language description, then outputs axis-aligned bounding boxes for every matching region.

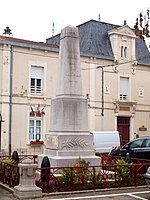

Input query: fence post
[14,158,42,199]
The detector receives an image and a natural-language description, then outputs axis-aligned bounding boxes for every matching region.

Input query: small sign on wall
[139,127,147,131]
[139,124,147,131]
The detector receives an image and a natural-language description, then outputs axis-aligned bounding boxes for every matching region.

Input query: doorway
[117,117,130,145]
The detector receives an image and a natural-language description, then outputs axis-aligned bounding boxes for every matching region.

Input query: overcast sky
[0,0,149,42]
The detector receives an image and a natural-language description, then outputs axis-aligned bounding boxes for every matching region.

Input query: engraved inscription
[61,137,89,150]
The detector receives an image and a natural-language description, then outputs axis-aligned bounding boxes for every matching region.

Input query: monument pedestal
[39,132,100,167]
[39,96,100,167]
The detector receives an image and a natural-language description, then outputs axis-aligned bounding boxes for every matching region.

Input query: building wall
[0,43,59,154]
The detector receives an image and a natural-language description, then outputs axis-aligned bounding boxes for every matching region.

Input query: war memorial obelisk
[42,25,100,167]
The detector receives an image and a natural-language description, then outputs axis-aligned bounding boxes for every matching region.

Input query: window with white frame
[120,77,129,101]
[30,66,43,94]
[29,113,42,141]
[121,46,127,58]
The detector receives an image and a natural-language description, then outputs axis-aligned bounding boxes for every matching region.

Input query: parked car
[109,136,150,160]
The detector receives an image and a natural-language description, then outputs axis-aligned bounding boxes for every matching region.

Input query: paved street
[47,191,150,200]
[44,187,150,200]
[1,185,150,200]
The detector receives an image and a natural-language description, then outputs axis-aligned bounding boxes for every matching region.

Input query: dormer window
[121,46,127,58]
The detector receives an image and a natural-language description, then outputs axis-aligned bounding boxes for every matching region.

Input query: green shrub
[2,157,18,177]
[60,156,90,188]
[60,167,74,187]
[115,158,132,181]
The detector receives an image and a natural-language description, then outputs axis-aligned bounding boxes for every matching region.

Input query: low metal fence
[0,154,37,163]
[0,154,37,187]
[35,163,147,192]
[0,160,19,187]
[0,154,149,192]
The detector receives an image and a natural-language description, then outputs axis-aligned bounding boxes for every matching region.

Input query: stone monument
[39,25,100,167]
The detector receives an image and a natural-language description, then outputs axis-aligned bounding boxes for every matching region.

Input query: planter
[30,141,44,146]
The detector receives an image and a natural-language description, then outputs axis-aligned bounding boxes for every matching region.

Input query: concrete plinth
[14,185,42,199]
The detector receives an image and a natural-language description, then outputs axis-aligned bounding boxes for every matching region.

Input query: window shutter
[120,78,128,94]
[120,77,129,100]
[31,66,43,79]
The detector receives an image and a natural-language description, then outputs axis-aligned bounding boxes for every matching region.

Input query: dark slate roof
[135,39,150,66]
[46,19,150,66]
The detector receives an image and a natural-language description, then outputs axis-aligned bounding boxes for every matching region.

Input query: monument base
[38,154,100,169]
[14,185,42,199]
[39,132,101,168]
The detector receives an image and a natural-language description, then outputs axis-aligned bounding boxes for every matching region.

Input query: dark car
[110,136,150,160]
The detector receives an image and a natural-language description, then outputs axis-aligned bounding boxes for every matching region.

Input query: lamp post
[0,114,4,152]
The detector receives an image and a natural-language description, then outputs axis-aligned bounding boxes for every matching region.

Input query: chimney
[3,26,12,37]
[123,20,127,26]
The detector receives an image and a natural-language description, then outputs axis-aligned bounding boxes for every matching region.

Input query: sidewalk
[0,185,16,200]
[0,183,149,200]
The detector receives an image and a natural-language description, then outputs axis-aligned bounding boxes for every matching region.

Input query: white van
[90,131,121,154]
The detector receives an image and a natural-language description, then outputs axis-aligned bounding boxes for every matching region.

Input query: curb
[0,182,148,199]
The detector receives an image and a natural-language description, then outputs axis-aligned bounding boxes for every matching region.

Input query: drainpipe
[9,45,13,156]
[101,66,104,116]
[97,66,104,116]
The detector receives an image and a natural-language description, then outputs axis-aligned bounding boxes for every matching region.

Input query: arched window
[121,46,127,58]
[121,46,124,57]
[124,47,127,58]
